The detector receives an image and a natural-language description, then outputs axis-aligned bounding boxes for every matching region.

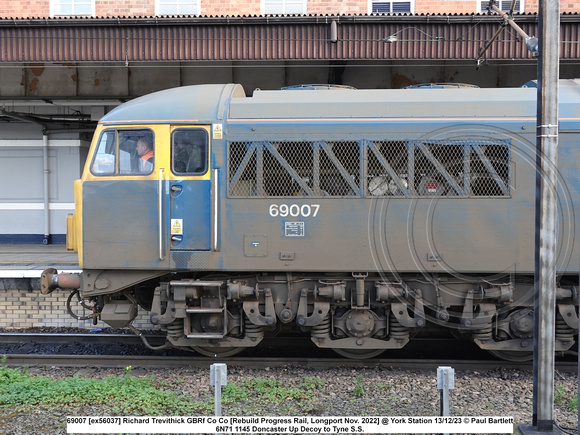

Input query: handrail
[158,168,165,260]
[213,168,219,251]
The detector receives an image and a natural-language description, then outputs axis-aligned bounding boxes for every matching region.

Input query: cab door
[82,127,169,270]
[168,127,212,251]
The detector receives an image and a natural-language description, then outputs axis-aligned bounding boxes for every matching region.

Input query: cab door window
[91,129,155,175]
[91,130,116,175]
[171,129,208,175]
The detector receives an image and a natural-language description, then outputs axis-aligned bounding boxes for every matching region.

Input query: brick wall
[0,1,50,17]
[415,0,477,13]
[0,0,578,18]
[562,2,580,11]
[527,1,580,13]
[308,0,366,15]
[0,288,156,330]
[415,1,580,14]
[201,0,261,17]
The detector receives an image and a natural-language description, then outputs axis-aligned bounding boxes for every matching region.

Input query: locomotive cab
[41,84,244,339]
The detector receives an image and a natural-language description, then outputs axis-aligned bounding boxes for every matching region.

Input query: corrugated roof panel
[0,16,578,62]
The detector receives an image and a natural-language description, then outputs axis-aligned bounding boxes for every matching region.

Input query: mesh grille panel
[228,139,511,198]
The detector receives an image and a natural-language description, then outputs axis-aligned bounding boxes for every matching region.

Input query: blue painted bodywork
[169,179,211,252]
[83,180,168,270]
[84,80,580,276]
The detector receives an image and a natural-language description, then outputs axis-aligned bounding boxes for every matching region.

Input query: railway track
[0,331,165,345]
[0,332,577,372]
[7,353,578,372]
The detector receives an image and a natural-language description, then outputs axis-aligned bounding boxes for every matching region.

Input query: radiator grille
[228,139,511,198]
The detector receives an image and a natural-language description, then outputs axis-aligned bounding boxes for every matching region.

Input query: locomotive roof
[100,79,580,124]
[99,83,245,124]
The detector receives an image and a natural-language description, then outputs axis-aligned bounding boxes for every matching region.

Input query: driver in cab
[136,136,154,174]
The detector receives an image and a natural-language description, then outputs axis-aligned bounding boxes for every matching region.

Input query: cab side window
[171,129,208,175]
[91,129,155,175]
[92,130,116,174]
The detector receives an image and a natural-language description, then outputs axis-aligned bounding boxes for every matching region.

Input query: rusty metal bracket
[296,288,330,327]
[390,289,425,328]
[461,290,497,328]
[150,287,178,325]
[557,304,579,329]
[243,288,276,326]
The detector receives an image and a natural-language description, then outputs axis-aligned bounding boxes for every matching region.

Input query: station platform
[0,244,80,278]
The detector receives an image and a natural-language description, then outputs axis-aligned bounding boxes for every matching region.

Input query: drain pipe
[40,130,94,244]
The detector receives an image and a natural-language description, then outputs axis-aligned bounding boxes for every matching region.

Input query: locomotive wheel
[333,348,385,359]
[487,350,533,362]
[192,346,245,357]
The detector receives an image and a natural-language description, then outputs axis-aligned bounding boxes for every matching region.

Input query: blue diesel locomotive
[41,80,580,360]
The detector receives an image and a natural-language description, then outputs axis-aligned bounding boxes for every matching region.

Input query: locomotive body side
[42,81,580,360]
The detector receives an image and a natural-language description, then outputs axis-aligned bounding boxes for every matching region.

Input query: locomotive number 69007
[269,204,320,218]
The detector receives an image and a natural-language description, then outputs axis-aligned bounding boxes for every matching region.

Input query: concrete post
[520,1,561,434]
[437,366,455,435]
[532,0,560,431]
[210,363,227,417]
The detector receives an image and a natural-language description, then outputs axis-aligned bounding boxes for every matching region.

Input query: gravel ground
[0,364,577,435]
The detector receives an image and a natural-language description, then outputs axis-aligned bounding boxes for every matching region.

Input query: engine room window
[90,129,155,176]
[171,129,208,175]
[228,139,511,198]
